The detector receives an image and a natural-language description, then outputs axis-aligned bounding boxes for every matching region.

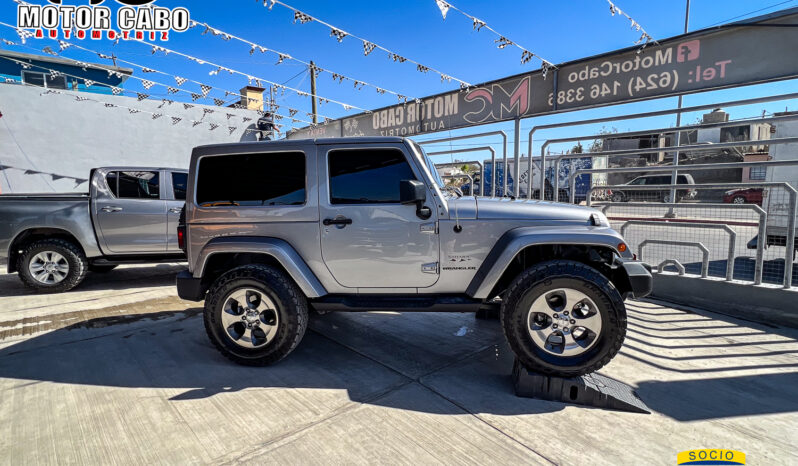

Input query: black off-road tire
[203,265,308,366]
[500,260,627,377]
[89,264,118,273]
[17,238,88,293]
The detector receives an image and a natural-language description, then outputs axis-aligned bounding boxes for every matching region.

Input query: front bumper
[618,259,653,299]
[176,270,205,301]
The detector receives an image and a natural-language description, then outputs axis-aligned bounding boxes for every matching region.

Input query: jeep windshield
[408,140,455,197]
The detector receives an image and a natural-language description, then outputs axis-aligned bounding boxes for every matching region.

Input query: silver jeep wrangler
[176,137,651,377]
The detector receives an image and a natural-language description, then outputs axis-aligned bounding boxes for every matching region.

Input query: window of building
[196,152,306,207]
[106,171,160,199]
[45,73,67,89]
[328,149,416,204]
[21,71,45,87]
[749,166,767,181]
[720,125,750,142]
[172,172,187,201]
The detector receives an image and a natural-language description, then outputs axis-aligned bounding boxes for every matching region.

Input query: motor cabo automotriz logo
[17,0,189,41]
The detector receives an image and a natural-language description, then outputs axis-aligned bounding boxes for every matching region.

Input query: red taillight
[177,226,186,251]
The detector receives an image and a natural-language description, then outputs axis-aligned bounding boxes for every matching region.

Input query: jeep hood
[446,197,599,222]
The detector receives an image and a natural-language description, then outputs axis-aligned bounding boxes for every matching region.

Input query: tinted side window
[196,152,305,207]
[172,172,188,200]
[106,172,119,197]
[117,171,160,199]
[329,149,416,204]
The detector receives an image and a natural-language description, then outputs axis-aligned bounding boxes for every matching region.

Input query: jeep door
[318,144,440,289]
[94,170,168,254]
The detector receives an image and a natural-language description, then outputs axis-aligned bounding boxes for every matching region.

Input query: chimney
[239,86,265,111]
[702,108,729,124]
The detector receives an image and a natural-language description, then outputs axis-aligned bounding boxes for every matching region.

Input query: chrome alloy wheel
[28,251,69,284]
[526,288,603,357]
[221,288,279,349]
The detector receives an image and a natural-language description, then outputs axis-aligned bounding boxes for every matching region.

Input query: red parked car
[723,188,764,206]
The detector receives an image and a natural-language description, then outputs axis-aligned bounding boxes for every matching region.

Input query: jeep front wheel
[501,260,626,377]
[203,265,308,366]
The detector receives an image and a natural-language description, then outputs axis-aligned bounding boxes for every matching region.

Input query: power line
[703,0,795,27]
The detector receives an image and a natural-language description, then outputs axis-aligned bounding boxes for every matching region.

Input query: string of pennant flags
[605,0,657,51]
[433,0,557,76]
[0,21,331,125]
[1,58,266,135]
[260,0,473,89]
[188,20,417,101]
[0,162,89,187]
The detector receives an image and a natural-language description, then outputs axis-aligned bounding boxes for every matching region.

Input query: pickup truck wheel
[501,260,626,377]
[203,265,308,366]
[17,239,88,293]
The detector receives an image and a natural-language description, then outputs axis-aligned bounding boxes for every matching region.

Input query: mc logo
[46,0,156,5]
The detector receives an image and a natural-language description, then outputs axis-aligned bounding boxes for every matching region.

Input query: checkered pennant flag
[16,28,34,44]
[343,104,352,111]
[289,109,298,117]
[111,87,123,96]
[375,87,386,95]
[104,103,117,108]
[42,46,58,56]
[75,96,90,102]
[191,93,202,102]
[472,17,486,31]
[107,70,123,79]
[209,123,219,131]
[192,121,203,127]
[49,70,63,80]
[389,53,407,63]
[331,73,345,83]
[97,53,113,60]
[233,104,245,110]
[152,113,163,120]
[174,76,187,86]
[330,28,347,42]
[137,93,149,101]
[225,113,235,120]
[228,126,237,135]
[158,99,174,108]
[440,73,452,83]
[171,117,182,125]
[242,116,252,123]
[58,40,72,52]
[293,11,313,24]
[495,36,513,49]
[4,78,17,83]
[2,38,17,46]
[128,108,141,114]
[167,87,179,95]
[141,80,155,90]
[202,108,215,116]
[84,79,95,88]
[75,61,90,71]
[200,84,212,97]
[213,98,226,107]
[416,64,430,73]
[520,50,534,65]
[183,103,194,110]
[276,53,290,65]
[141,67,156,73]
[362,40,376,56]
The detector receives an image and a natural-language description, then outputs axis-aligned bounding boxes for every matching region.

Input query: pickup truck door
[94,170,168,254]
[165,171,187,252]
[318,144,440,289]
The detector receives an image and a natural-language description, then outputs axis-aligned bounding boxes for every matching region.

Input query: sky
[1,0,797,160]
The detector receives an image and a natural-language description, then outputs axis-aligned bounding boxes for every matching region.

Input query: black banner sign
[288,8,798,140]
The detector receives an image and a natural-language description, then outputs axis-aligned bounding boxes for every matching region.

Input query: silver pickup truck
[0,167,187,293]
[177,137,652,377]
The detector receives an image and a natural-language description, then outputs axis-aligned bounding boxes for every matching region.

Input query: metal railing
[419,131,507,197]
[427,148,494,196]
[639,240,710,278]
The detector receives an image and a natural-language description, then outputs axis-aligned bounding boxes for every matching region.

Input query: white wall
[0,83,259,193]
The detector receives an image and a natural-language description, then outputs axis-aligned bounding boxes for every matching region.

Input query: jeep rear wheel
[501,260,626,377]
[203,265,308,366]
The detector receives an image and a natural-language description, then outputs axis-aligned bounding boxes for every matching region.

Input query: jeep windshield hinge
[422,262,439,274]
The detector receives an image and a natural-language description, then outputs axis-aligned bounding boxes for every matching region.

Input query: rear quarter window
[196,151,306,207]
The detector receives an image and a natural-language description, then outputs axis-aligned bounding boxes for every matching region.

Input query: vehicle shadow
[0,263,184,297]
[0,309,565,416]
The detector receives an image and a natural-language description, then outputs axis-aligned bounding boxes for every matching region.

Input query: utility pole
[309,61,318,125]
[667,0,690,217]
[269,85,275,113]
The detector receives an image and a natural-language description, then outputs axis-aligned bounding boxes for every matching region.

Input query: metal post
[785,187,797,289]
[309,61,318,125]
[667,0,690,216]
[520,118,532,198]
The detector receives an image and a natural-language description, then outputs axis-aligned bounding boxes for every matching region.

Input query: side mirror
[399,180,432,220]
[399,180,426,205]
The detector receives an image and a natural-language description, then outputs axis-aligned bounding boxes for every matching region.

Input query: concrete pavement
[1,265,797,465]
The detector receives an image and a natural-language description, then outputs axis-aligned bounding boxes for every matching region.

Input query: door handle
[169,208,183,214]
[102,206,123,213]
[323,217,353,226]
